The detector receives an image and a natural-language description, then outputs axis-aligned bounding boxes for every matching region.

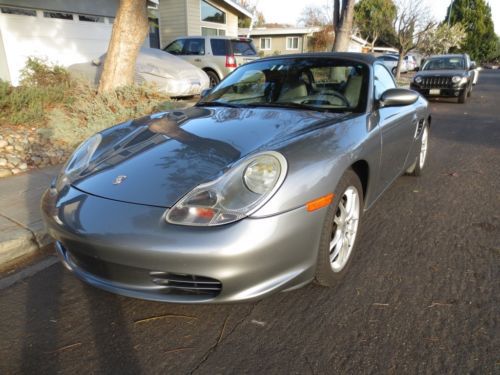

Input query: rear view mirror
[379,88,419,108]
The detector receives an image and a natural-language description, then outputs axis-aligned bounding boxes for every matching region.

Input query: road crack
[189,301,261,374]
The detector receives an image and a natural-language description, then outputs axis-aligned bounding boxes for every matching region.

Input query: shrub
[1,58,173,148]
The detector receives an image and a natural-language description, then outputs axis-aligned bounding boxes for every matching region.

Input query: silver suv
[164,36,258,87]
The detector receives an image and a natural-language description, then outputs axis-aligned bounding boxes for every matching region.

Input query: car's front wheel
[406,124,429,176]
[315,170,363,287]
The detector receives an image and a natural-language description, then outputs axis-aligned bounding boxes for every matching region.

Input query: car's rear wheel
[205,70,220,88]
[406,124,429,176]
[315,170,363,287]
[391,67,397,75]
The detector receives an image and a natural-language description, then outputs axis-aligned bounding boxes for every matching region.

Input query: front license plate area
[429,89,440,95]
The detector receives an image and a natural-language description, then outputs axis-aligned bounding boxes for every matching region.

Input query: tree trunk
[395,49,406,80]
[98,0,149,93]
[332,0,355,52]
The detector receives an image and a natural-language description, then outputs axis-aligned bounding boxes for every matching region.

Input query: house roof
[239,27,322,36]
[219,0,252,19]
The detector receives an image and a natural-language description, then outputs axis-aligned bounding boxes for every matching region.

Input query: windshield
[198,58,369,113]
[422,57,465,71]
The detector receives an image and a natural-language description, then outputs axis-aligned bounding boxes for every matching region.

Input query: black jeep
[410,54,476,104]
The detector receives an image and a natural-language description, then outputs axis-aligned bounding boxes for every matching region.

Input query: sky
[256,0,500,34]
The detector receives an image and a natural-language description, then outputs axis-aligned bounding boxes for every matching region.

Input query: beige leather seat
[344,75,362,107]
[278,80,308,102]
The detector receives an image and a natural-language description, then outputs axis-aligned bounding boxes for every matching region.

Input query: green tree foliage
[354,0,397,50]
[419,24,467,56]
[444,0,497,61]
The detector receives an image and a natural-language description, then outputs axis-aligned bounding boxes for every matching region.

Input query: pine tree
[444,0,497,62]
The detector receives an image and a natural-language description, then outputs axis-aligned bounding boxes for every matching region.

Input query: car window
[374,64,396,100]
[183,38,205,55]
[199,58,369,113]
[231,40,256,56]
[422,57,465,71]
[164,39,185,55]
[210,39,228,56]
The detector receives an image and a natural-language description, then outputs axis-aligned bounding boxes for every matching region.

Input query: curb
[0,219,52,268]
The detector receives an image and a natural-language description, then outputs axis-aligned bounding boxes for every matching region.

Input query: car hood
[416,70,467,77]
[72,106,352,207]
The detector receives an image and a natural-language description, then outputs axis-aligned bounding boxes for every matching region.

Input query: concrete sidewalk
[0,166,60,267]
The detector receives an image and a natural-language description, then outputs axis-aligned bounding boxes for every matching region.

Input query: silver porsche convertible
[42,53,431,303]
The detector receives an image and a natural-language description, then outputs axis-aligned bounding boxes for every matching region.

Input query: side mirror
[200,88,211,98]
[470,61,477,70]
[379,88,419,108]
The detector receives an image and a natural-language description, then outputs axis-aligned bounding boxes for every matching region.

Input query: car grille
[61,242,222,298]
[150,271,222,297]
[420,76,452,89]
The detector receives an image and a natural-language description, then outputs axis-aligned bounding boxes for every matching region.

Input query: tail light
[225,55,237,68]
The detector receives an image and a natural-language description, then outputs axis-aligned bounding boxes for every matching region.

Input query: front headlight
[414,76,422,84]
[452,76,463,84]
[55,134,102,191]
[166,151,287,226]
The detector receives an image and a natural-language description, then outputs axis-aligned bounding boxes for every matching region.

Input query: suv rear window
[231,40,256,56]
[210,39,228,56]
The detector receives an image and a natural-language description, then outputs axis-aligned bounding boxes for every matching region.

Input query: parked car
[163,36,259,87]
[404,55,418,71]
[68,47,209,97]
[376,54,408,75]
[410,53,475,103]
[42,53,431,303]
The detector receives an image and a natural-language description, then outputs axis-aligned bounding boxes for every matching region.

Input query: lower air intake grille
[149,271,222,297]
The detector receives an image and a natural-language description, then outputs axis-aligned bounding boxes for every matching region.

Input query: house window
[43,11,73,20]
[202,27,225,36]
[78,15,105,23]
[201,0,225,24]
[260,38,271,50]
[0,6,36,16]
[286,37,299,50]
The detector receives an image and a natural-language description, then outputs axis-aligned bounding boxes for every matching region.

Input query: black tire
[315,169,364,287]
[458,89,467,103]
[205,70,220,88]
[406,124,429,177]
[467,86,472,97]
[391,67,397,75]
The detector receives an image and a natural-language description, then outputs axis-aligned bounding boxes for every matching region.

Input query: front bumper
[410,83,466,98]
[41,186,326,303]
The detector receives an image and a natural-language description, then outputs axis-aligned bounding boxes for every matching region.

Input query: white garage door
[0,7,114,85]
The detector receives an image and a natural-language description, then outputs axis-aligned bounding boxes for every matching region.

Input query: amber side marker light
[306,193,334,212]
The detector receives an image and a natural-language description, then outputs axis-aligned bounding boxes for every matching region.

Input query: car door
[373,64,417,188]
[180,38,206,69]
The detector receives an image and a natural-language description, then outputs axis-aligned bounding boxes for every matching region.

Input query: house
[158,0,252,47]
[238,27,321,56]
[239,27,371,56]
[0,0,126,85]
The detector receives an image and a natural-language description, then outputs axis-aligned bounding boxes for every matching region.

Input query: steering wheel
[302,91,350,107]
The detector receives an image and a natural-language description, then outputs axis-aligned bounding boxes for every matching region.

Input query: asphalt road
[1,71,499,375]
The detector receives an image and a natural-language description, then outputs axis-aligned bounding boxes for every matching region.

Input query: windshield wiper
[245,102,348,112]
[196,101,242,108]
